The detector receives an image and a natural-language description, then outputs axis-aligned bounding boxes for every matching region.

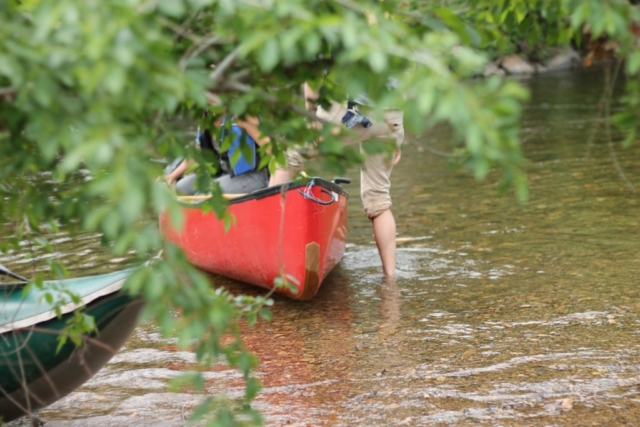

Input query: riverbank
[485,48,588,77]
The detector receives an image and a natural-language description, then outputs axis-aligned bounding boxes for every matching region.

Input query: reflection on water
[4,67,640,426]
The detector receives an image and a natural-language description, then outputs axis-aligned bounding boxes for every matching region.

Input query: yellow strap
[177,193,246,201]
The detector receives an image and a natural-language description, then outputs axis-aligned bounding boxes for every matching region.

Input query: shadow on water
[5,67,640,426]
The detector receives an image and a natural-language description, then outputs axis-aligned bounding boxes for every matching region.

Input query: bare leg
[378,274,400,330]
[372,209,396,277]
[268,169,291,186]
[269,148,306,187]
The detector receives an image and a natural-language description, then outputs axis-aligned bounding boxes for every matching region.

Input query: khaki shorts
[283,101,404,218]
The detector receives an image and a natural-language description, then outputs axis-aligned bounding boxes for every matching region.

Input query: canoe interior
[1,268,134,332]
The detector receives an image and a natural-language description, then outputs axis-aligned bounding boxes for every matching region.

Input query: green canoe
[0,264,144,423]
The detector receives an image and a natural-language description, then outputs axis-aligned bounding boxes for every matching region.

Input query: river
[4,67,640,426]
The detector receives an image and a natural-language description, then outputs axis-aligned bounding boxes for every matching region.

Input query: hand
[392,150,401,166]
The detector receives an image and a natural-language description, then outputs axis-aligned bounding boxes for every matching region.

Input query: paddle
[0,262,29,285]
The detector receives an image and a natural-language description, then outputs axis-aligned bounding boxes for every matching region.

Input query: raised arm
[302,82,323,130]
[303,82,319,111]
[234,115,270,147]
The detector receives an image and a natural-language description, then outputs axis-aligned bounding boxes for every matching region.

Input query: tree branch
[179,35,222,71]
[213,79,329,123]
[157,17,201,45]
[209,46,241,84]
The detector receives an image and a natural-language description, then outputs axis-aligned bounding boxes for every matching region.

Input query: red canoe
[159,178,349,300]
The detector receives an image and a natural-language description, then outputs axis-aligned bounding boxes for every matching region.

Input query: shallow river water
[4,67,640,426]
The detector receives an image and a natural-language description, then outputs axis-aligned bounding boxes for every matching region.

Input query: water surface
[4,67,640,426]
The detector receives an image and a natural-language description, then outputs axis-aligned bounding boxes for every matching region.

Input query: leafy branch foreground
[1,0,640,424]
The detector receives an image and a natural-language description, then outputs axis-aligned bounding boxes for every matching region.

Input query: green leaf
[622,128,636,148]
[0,54,24,85]
[258,38,279,72]
[368,50,388,72]
[246,311,257,327]
[103,66,127,94]
[55,335,68,354]
[613,111,637,130]
[157,0,185,18]
[627,50,640,75]
[188,397,214,422]
[245,377,262,401]
[303,31,322,57]
[258,307,272,322]
[239,134,254,166]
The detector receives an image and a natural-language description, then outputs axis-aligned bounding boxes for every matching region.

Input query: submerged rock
[542,48,582,72]
[483,61,506,77]
[497,55,537,75]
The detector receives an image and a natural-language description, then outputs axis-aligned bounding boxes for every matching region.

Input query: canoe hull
[160,179,348,299]
[0,272,144,422]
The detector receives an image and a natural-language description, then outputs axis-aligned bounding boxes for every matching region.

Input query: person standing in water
[269,83,404,277]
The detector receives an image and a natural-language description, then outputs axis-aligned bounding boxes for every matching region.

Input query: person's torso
[197,116,261,176]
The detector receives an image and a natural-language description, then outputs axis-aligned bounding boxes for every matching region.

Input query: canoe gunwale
[182,178,349,206]
[0,277,128,334]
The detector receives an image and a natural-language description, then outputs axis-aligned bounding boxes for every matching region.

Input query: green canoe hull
[0,270,144,422]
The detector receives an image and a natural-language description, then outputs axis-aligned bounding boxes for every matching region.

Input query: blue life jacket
[219,117,258,176]
[195,117,260,177]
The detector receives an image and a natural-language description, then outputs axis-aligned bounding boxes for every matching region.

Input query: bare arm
[393,149,401,166]
[302,82,322,130]
[165,158,195,185]
[303,82,319,111]
[234,115,271,147]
